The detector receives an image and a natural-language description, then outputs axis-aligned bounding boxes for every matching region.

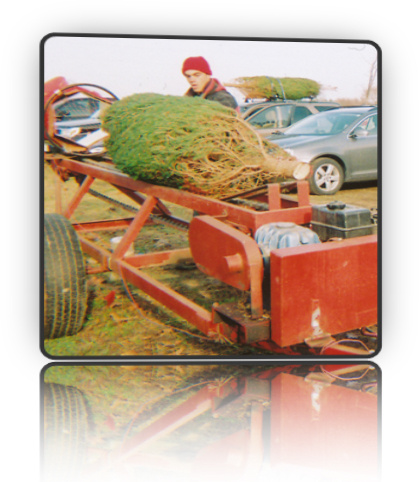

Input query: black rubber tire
[43,383,90,480]
[308,157,344,195]
[44,213,87,339]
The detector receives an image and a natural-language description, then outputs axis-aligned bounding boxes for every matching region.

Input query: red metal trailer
[42,363,379,481]
[43,80,379,356]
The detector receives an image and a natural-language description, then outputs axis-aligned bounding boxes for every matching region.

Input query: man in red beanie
[182,56,238,110]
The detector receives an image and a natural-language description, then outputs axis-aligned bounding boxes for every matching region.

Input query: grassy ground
[42,363,378,481]
[42,364,276,479]
[43,162,378,358]
[43,163,272,358]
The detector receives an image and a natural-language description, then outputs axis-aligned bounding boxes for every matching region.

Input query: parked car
[268,106,378,195]
[44,93,113,155]
[54,95,103,142]
[242,100,339,136]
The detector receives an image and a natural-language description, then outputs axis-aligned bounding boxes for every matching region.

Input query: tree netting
[226,76,321,100]
[102,93,309,198]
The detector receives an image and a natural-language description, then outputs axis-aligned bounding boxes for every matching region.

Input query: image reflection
[42,363,379,481]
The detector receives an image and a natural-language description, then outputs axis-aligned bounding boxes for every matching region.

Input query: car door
[343,113,378,181]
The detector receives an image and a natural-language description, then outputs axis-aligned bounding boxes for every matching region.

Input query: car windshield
[55,97,100,121]
[284,110,366,136]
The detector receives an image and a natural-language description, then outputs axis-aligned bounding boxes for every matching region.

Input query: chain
[87,188,189,231]
[88,188,139,213]
[228,198,269,211]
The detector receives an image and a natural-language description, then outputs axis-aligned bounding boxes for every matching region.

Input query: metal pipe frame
[51,157,313,233]
[46,155,377,352]
[46,156,314,341]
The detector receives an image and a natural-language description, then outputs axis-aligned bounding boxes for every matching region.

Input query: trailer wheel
[44,213,87,339]
[43,383,90,479]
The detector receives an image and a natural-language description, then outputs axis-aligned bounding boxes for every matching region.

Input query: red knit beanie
[182,56,212,75]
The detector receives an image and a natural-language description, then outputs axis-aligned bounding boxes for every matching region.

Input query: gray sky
[44,35,378,103]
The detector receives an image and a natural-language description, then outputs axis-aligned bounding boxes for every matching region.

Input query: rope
[320,338,372,356]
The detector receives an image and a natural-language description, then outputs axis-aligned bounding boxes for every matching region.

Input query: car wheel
[309,158,344,195]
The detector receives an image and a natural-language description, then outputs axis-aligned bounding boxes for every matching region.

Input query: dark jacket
[185,78,238,111]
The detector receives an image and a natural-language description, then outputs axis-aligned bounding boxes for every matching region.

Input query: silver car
[268,106,378,195]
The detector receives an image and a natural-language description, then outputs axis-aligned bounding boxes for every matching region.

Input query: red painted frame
[46,155,378,352]
[115,365,378,476]
[270,235,378,347]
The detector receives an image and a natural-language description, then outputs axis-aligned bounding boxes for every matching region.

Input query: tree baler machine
[43,79,379,356]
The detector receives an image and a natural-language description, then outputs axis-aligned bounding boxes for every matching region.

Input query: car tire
[44,213,88,339]
[309,158,344,195]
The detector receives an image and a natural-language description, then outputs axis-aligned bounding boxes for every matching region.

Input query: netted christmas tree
[102,93,309,198]
[226,76,321,100]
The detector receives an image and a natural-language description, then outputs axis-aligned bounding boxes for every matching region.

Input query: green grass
[43,163,378,358]
[44,163,269,357]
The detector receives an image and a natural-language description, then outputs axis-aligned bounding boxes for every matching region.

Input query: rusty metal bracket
[213,303,270,344]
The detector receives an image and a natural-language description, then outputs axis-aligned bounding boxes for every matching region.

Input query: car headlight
[283,147,294,157]
[89,146,106,154]
[57,127,81,138]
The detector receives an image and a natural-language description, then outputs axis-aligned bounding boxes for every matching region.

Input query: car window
[275,105,293,127]
[247,105,293,129]
[55,98,100,121]
[241,105,267,117]
[357,114,378,135]
[247,107,277,128]
[291,106,311,124]
[315,105,337,112]
[285,110,366,136]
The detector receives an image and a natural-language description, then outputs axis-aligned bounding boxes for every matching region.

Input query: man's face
[184,70,211,93]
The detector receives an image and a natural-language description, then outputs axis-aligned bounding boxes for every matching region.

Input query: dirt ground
[287,179,378,210]
[43,163,378,359]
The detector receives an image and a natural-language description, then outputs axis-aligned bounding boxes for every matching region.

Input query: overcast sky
[44,35,378,102]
